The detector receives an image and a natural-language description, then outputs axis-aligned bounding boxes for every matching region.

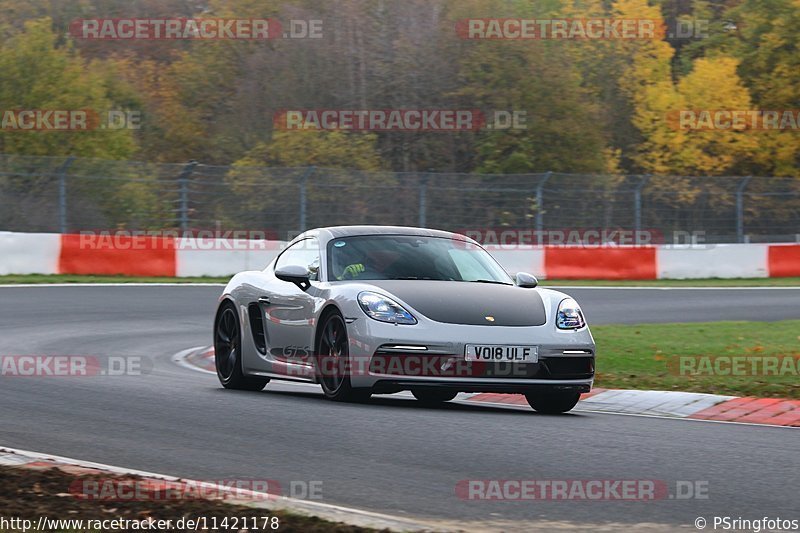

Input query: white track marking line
[0,446,449,532]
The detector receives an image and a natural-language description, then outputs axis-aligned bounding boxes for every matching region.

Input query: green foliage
[0,18,136,159]
[235,130,383,170]
[0,0,799,179]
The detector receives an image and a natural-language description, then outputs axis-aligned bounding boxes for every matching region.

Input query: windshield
[327,235,513,283]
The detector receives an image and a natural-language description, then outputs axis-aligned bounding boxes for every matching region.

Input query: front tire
[214,302,269,391]
[316,312,371,402]
[411,389,457,405]
[525,391,581,414]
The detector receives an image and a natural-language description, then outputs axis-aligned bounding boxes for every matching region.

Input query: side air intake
[248,303,267,354]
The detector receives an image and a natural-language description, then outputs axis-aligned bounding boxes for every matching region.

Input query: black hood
[366,280,547,326]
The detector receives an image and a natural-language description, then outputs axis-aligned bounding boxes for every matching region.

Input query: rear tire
[316,312,371,403]
[214,301,269,391]
[525,391,581,414]
[411,389,458,405]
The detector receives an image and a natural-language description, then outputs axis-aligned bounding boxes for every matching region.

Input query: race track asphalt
[0,285,797,530]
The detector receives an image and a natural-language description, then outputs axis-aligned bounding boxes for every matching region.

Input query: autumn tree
[0,18,136,158]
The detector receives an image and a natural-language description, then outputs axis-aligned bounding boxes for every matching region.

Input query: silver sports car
[214,226,595,413]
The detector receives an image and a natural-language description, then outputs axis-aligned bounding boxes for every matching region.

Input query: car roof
[294,225,477,244]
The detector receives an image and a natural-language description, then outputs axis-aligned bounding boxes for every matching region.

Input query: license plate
[465,345,538,363]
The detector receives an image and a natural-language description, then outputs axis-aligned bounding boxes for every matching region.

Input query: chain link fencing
[1,154,798,243]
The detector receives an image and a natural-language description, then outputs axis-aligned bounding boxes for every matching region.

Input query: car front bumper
[344,315,595,393]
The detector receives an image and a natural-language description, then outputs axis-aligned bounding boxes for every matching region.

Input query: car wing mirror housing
[275,265,311,291]
[515,272,539,288]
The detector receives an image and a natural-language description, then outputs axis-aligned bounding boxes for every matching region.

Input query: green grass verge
[1,274,799,286]
[593,320,800,399]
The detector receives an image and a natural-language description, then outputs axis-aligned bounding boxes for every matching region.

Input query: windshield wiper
[469,279,513,286]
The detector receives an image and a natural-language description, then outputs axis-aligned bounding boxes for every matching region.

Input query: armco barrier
[0,232,60,275]
[544,247,657,280]
[483,245,545,278]
[0,232,797,280]
[59,234,176,277]
[768,244,800,278]
[175,239,283,277]
[657,244,769,279]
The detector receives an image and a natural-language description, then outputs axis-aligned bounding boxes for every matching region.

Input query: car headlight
[556,298,586,330]
[358,291,417,325]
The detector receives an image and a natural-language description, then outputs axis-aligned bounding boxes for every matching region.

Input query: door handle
[258,297,271,305]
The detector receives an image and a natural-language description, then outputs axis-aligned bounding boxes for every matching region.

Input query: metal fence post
[178,160,197,233]
[418,173,429,228]
[57,156,76,234]
[535,172,552,233]
[299,166,315,232]
[634,175,650,233]
[736,176,752,243]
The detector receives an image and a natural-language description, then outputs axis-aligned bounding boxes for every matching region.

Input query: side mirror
[515,272,538,288]
[275,265,311,291]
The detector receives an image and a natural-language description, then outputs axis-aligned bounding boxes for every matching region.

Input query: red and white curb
[178,347,800,428]
[458,390,799,427]
[172,346,217,374]
[0,446,449,532]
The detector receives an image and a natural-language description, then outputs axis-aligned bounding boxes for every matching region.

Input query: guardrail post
[178,160,197,233]
[736,176,752,243]
[418,173,429,228]
[57,156,76,234]
[535,172,552,234]
[634,175,650,233]
[299,166,315,232]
